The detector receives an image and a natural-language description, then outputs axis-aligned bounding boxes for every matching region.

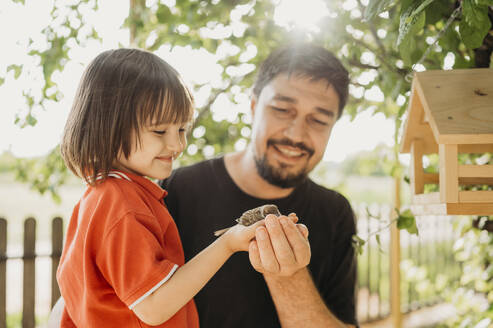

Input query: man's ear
[250,95,257,117]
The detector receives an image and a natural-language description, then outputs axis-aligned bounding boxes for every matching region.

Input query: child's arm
[132,217,270,326]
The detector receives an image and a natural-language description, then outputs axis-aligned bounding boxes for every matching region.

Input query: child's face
[114,122,189,180]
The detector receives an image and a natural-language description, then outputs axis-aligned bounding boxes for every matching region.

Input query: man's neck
[224,150,294,199]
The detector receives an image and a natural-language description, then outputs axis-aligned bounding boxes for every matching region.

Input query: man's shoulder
[305,178,350,206]
[303,179,355,225]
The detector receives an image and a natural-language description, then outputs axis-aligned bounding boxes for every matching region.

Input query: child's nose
[165,132,185,152]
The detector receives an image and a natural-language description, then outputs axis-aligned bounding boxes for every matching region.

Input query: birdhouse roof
[401,68,493,153]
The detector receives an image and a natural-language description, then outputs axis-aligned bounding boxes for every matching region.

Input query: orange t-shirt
[57,170,199,327]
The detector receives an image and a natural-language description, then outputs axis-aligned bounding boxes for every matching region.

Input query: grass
[6,312,47,328]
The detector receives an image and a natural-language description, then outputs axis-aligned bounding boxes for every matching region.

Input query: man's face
[250,74,340,188]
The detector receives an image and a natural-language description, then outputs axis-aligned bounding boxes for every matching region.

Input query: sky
[0,0,397,163]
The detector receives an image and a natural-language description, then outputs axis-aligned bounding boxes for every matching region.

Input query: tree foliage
[4,0,492,199]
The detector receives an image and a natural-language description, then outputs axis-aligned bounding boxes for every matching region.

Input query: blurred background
[1,0,492,327]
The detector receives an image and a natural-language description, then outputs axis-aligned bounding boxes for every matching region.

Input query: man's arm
[249,215,356,328]
[264,268,354,328]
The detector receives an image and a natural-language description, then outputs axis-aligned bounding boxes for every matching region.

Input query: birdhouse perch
[400,68,493,216]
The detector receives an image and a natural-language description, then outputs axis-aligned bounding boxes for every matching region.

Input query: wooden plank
[447,203,493,215]
[440,134,493,145]
[23,218,36,328]
[51,217,63,309]
[424,173,493,185]
[423,173,439,184]
[415,125,438,154]
[460,177,493,185]
[459,190,493,203]
[439,144,459,203]
[0,218,6,328]
[410,140,425,194]
[414,68,493,142]
[458,165,493,178]
[412,202,493,216]
[458,144,493,153]
[400,79,425,154]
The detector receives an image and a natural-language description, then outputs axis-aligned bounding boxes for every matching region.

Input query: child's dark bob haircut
[61,48,194,185]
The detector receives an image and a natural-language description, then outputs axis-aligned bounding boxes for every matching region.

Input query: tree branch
[350,38,408,77]
[356,0,387,56]
[348,59,380,70]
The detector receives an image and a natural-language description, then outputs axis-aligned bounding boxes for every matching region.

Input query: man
[49,43,357,327]
[161,43,357,327]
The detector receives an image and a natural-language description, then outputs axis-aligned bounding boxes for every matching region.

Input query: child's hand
[222,214,302,253]
[222,219,266,253]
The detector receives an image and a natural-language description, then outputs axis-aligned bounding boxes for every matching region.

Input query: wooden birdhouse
[400,68,493,216]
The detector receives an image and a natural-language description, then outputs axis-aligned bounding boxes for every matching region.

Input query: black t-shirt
[161,157,358,328]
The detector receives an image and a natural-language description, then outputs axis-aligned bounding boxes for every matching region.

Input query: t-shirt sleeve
[96,213,178,309]
[323,196,358,326]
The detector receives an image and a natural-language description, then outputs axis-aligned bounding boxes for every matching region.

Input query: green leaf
[459,0,492,49]
[366,206,380,219]
[397,2,426,47]
[397,1,427,66]
[352,235,366,255]
[396,209,419,235]
[0,77,4,86]
[425,0,452,25]
[364,0,396,20]
[475,0,493,5]
[7,64,22,79]
[25,114,38,127]
[375,234,385,252]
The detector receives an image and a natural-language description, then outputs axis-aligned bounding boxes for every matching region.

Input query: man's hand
[248,214,310,276]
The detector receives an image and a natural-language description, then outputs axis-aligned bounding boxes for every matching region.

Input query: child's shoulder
[83,176,146,215]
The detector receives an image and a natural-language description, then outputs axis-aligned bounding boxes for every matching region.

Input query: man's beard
[254,138,314,189]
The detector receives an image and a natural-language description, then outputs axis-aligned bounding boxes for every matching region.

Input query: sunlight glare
[273,0,329,32]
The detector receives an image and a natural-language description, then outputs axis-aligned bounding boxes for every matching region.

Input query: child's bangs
[140,84,194,127]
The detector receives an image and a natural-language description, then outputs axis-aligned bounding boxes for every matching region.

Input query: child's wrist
[217,233,235,256]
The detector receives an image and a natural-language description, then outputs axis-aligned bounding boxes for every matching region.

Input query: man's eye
[314,119,328,126]
[272,107,288,113]
[153,130,166,135]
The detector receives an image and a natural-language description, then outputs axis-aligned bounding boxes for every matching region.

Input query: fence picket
[0,218,6,328]
[51,217,63,308]
[22,218,36,328]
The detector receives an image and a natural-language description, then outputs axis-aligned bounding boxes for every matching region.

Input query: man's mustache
[267,138,314,156]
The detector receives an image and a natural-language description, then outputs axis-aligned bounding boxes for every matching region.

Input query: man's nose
[283,117,306,142]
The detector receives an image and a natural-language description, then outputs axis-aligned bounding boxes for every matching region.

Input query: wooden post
[51,217,63,309]
[0,218,6,328]
[410,139,425,195]
[23,218,36,328]
[390,177,402,328]
[439,144,458,203]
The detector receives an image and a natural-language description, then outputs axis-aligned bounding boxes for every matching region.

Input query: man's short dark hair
[252,43,349,117]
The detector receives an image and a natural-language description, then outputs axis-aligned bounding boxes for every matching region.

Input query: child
[56,48,268,327]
